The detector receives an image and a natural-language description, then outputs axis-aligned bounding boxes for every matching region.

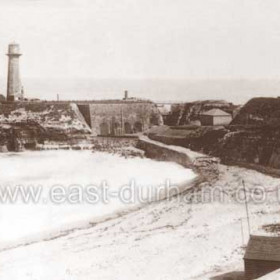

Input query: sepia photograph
[1,0,280,279]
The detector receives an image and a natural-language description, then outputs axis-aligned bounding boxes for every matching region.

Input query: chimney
[124,90,128,100]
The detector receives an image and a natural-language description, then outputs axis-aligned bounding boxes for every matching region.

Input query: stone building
[6,43,24,102]
[244,235,280,280]
[78,101,163,136]
[200,108,232,126]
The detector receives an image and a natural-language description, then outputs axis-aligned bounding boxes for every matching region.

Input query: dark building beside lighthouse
[6,43,24,102]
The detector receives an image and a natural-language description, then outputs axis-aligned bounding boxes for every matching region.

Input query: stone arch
[124,122,132,134]
[150,114,159,125]
[134,121,143,133]
[100,122,109,136]
[113,122,121,136]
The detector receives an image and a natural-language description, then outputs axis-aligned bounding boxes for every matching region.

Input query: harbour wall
[137,136,196,168]
[137,136,219,181]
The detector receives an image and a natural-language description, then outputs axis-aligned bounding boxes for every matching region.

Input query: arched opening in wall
[113,122,121,136]
[150,114,159,125]
[134,122,143,133]
[124,122,132,134]
[100,122,109,136]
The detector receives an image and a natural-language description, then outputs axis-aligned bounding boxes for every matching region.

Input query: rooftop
[200,108,231,116]
[244,235,280,262]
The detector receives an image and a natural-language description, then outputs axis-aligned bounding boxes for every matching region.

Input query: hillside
[0,102,91,151]
[0,102,91,134]
[232,97,280,126]
[165,100,238,126]
[147,125,280,173]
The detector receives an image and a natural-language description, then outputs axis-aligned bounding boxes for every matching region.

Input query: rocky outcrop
[147,123,280,176]
[147,97,280,174]
[216,126,280,170]
[232,97,280,126]
[0,102,93,152]
[147,125,228,155]
[165,100,238,126]
[0,102,91,135]
[0,122,46,152]
[216,97,280,170]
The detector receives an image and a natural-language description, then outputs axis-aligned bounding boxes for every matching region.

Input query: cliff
[232,97,280,126]
[0,102,91,151]
[220,97,280,170]
[147,123,280,176]
[0,122,47,152]
[147,125,228,155]
[0,102,91,134]
[216,126,280,168]
[165,100,238,126]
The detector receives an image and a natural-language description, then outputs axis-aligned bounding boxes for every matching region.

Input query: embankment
[138,136,201,168]
[137,136,219,181]
[146,123,280,178]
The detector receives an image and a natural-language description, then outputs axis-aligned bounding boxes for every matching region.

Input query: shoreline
[0,140,280,279]
[0,149,196,253]
[1,162,279,279]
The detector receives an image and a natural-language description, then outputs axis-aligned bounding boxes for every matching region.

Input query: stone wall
[137,136,195,169]
[78,101,163,136]
[93,136,139,147]
[137,136,219,181]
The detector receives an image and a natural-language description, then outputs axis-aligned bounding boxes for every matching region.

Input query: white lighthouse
[6,43,23,102]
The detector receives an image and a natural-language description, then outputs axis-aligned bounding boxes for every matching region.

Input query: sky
[0,0,280,81]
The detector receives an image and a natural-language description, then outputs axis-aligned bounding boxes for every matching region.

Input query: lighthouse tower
[6,43,23,102]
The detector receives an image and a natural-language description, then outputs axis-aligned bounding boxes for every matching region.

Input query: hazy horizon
[1,77,280,104]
